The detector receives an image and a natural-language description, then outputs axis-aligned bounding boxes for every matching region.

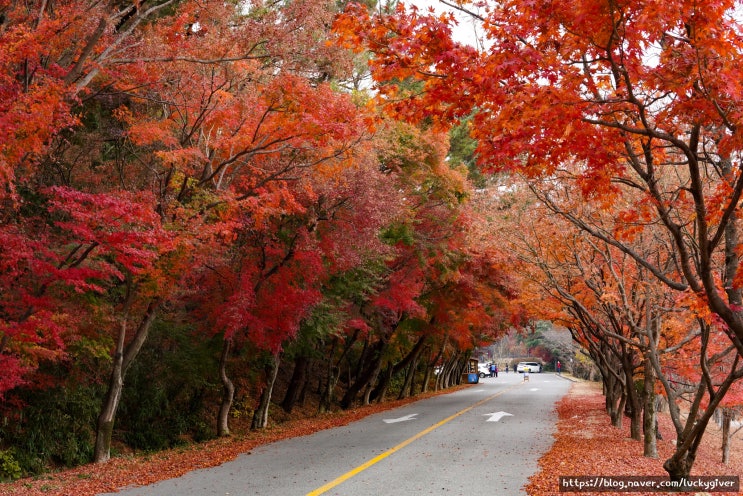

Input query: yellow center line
[306,382,524,496]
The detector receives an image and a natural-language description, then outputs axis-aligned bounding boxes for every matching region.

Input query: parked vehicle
[478,363,491,378]
[516,361,542,373]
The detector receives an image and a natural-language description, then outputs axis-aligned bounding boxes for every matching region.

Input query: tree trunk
[663,454,694,484]
[319,332,357,413]
[613,391,626,429]
[217,338,234,437]
[604,370,625,428]
[364,362,385,405]
[597,352,621,423]
[448,352,464,387]
[659,376,737,482]
[341,339,387,409]
[623,354,642,441]
[252,354,280,430]
[354,335,371,383]
[721,408,732,465]
[399,354,420,399]
[431,335,448,391]
[629,399,642,440]
[319,337,338,413]
[94,299,160,463]
[420,345,434,393]
[642,358,658,458]
[94,352,124,463]
[397,336,426,399]
[319,363,339,414]
[370,335,427,402]
[438,351,459,390]
[281,354,309,414]
[721,158,740,463]
[369,365,390,404]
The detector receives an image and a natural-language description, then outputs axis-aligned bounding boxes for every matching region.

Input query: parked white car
[478,363,491,377]
[516,361,542,373]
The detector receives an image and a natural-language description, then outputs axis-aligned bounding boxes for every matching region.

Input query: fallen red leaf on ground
[526,380,742,496]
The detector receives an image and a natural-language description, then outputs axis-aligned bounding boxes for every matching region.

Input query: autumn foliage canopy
[0,0,530,475]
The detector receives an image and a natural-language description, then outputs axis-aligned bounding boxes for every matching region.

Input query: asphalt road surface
[101,371,571,496]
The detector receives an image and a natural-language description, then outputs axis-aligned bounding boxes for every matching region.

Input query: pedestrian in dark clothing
[494,364,498,378]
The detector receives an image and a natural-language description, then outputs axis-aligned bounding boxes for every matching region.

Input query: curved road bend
[100,371,571,496]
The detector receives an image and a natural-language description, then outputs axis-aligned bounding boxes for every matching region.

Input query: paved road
[101,372,571,496]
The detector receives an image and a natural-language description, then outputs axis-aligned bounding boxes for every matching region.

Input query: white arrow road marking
[530,388,540,391]
[308,383,523,496]
[483,411,513,422]
[383,413,418,424]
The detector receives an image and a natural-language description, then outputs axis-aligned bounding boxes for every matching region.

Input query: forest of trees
[0,0,526,480]
[3,0,743,486]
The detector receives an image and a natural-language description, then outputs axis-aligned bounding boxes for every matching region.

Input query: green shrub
[116,320,220,451]
[1,336,108,475]
[0,449,22,481]
[5,384,99,472]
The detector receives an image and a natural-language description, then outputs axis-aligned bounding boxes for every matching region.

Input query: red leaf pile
[526,380,743,495]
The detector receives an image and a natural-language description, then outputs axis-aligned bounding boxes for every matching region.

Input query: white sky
[402,0,483,47]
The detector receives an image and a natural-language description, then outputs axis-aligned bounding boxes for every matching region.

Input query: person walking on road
[494,364,498,378]
[557,360,561,375]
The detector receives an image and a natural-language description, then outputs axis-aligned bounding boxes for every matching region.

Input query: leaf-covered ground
[526,380,743,496]
[2,380,740,495]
